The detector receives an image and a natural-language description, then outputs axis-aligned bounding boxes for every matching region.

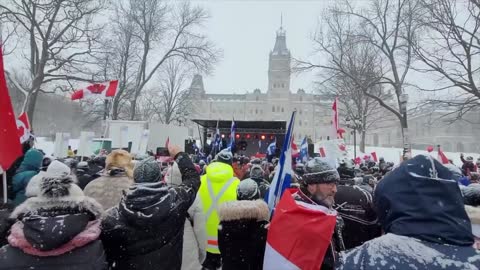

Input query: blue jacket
[337,155,480,270]
[12,149,43,205]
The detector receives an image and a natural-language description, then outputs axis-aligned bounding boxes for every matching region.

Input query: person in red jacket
[461,154,478,176]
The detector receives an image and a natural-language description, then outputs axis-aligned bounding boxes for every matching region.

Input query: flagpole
[1,166,6,204]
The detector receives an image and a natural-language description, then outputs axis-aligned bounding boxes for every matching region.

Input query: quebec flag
[266,111,296,215]
[300,136,308,162]
[267,139,276,156]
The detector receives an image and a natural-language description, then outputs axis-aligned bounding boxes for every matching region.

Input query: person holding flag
[264,158,344,270]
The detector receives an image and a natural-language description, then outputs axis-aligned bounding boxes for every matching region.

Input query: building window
[272,106,275,112]
[281,107,284,113]
[282,83,285,88]
[300,110,302,115]
[255,108,258,114]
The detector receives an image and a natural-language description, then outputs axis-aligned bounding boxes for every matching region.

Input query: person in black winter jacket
[249,165,270,199]
[218,179,269,270]
[0,171,107,270]
[100,145,200,270]
[338,155,480,270]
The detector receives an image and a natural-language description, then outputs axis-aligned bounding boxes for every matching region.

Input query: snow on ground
[347,145,479,166]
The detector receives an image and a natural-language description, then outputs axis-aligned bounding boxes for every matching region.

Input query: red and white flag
[17,112,31,144]
[165,137,170,148]
[71,80,118,100]
[438,148,449,164]
[264,189,337,270]
[291,135,299,157]
[371,152,378,163]
[0,47,22,170]
[319,147,326,157]
[331,98,340,139]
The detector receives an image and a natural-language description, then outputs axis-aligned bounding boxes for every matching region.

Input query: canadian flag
[331,98,339,139]
[291,136,299,157]
[16,112,31,144]
[264,189,337,270]
[438,148,449,164]
[0,46,22,170]
[71,80,118,100]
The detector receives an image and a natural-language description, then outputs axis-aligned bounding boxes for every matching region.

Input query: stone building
[363,105,480,153]
[186,24,332,142]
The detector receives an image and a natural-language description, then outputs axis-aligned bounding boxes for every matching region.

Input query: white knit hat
[26,160,72,197]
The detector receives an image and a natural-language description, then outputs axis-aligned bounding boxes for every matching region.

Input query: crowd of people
[0,136,479,269]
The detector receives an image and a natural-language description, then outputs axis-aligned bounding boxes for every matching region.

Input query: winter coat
[338,155,480,270]
[218,200,269,270]
[465,205,480,249]
[334,185,381,250]
[0,202,14,247]
[165,162,207,270]
[100,152,200,270]
[0,186,107,270]
[12,149,43,205]
[6,142,32,200]
[250,177,270,199]
[83,170,132,210]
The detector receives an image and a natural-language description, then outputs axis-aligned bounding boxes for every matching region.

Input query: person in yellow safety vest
[199,149,240,270]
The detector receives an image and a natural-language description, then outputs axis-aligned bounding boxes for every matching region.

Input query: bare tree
[0,0,105,126]
[414,0,480,121]
[317,71,393,152]
[135,59,194,124]
[109,0,219,121]
[296,0,422,149]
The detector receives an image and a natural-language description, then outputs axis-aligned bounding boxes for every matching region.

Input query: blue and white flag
[266,111,296,215]
[267,139,276,156]
[210,120,221,156]
[227,119,236,151]
[300,136,308,162]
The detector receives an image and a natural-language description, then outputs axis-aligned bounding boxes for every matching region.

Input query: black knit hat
[215,149,233,166]
[302,157,340,185]
[134,157,161,183]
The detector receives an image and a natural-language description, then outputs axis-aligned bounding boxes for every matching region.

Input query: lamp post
[346,116,363,158]
[399,93,409,158]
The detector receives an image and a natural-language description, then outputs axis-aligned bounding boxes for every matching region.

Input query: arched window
[272,106,275,112]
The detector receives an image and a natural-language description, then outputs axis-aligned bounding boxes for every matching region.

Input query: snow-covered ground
[346,145,479,166]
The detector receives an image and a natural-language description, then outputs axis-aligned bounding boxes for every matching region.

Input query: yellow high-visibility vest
[198,162,240,254]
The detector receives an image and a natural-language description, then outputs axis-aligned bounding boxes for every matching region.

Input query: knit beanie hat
[215,149,233,166]
[302,157,340,185]
[237,178,260,200]
[26,160,73,197]
[134,157,161,183]
[250,165,264,180]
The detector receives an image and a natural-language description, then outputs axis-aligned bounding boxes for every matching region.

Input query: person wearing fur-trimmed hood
[217,179,269,270]
[0,169,107,270]
[83,149,134,210]
[100,145,200,270]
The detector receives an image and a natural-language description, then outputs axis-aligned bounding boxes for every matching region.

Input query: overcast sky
[194,0,336,94]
